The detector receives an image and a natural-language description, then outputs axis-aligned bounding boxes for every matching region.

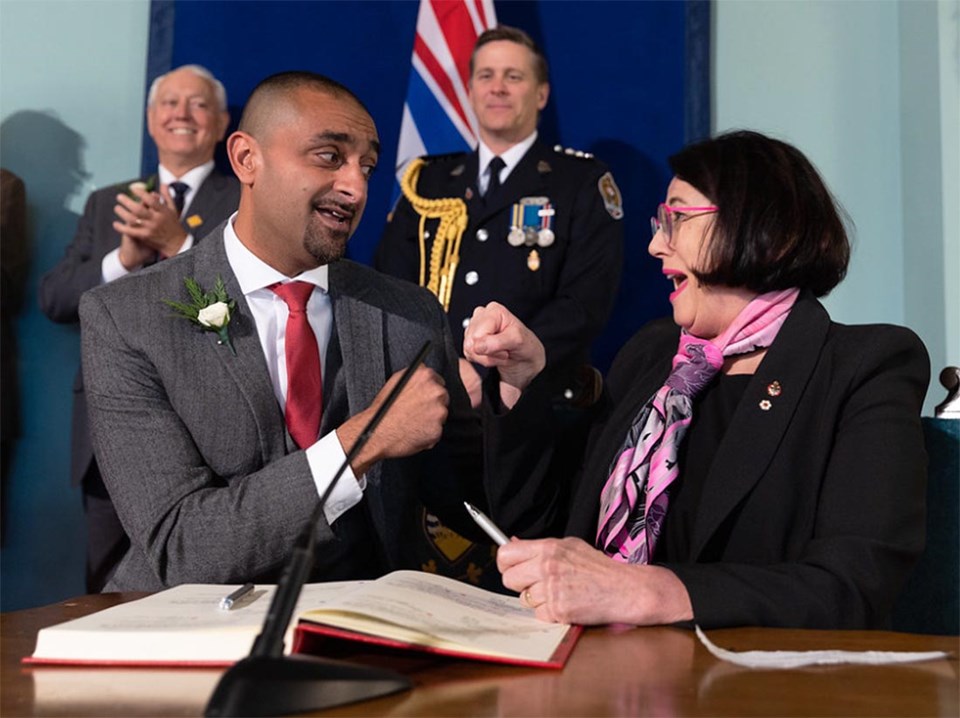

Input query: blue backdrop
[144,0,710,372]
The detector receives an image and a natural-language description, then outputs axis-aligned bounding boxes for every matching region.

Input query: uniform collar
[477,131,538,187]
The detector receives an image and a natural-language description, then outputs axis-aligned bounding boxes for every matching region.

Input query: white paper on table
[695,625,951,669]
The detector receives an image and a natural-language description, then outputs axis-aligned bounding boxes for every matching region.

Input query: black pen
[219,583,255,611]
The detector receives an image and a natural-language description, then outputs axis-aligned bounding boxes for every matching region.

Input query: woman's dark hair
[669,130,851,297]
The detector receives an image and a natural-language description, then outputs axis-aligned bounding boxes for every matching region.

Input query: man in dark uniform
[375,26,623,588]
[39,64,240,592]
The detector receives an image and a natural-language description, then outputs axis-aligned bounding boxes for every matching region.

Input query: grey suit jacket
[79,224,483,591]
[39,170,240,486]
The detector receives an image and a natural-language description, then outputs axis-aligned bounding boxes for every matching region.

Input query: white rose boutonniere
[197,302,230,329]
[164,276,237,355]
[125,176,156,199]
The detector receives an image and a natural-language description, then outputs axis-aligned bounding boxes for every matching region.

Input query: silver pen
[219,583,255,611]
[464,501,509,546]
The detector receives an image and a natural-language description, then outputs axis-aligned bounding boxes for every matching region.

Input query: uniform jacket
[487,294,930,629]
[39,170,240,486]
[375,140,624,372]
[79,224,484,592]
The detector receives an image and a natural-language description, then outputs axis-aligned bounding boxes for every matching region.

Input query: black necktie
[484,156,505,203]
[169,181,190,216]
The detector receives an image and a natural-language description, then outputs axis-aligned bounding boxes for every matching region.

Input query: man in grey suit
[40,65,240,591]
[79,71,487,592]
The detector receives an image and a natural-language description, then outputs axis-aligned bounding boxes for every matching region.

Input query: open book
[26,571,580,669]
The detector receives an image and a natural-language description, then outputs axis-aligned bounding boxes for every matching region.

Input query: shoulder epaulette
[420,150,470,164]
[552,144,595,160]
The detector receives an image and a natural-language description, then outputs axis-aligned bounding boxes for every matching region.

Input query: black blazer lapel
[567,350,673,538]
[689,295,831,557]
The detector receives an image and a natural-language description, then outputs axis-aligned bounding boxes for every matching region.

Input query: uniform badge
[422,510,473,563]
[598,172,624,220]
[510,197,556,248]
[186,214,203,229]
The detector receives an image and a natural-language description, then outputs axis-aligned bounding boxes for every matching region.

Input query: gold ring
[523,590,533,606]
[134,219,142,227]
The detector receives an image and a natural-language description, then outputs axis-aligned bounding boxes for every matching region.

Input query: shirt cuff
[305,432,365,524]
[177,234,195,254]
[101,247,135,283]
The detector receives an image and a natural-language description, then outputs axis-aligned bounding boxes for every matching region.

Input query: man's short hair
[670,130,851,298]
[237,71,369,136]
[147,64,228,112]
[470,25,549,85]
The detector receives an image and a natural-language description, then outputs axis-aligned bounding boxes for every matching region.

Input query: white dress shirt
[476,131,538,195]
[223,214,364,523]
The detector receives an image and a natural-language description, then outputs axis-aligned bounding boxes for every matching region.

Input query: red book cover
[292,620,582,670]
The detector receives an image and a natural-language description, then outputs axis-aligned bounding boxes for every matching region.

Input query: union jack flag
[394,0,498,189]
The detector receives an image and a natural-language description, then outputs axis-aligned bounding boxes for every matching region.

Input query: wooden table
[2,593,957,717]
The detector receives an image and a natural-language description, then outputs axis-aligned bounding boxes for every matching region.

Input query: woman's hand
[463,302,546,398]
[498,537,694,626]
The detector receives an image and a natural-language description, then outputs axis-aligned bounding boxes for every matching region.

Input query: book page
[31,582,361,663]
[299,571,569,661]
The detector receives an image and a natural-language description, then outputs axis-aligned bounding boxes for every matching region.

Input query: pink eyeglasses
[650,203,718,245]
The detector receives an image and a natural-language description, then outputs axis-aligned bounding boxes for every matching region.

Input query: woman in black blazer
[469,131,929,629]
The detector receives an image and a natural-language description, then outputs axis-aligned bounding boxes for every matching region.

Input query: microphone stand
[205,342,431,717]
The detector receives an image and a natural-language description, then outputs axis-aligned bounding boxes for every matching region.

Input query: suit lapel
[189,230,288,461]
[690,295,830,557]
[327,262,386,421]
[181,171,234,238]
[569,351,673,537]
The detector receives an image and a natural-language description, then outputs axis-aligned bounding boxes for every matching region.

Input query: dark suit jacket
[79,224,485,591]
[488,294,930,629]
[376,140,623,371]
[39,170,239,486]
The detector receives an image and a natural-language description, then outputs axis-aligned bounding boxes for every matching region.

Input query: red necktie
[271,282,322,449]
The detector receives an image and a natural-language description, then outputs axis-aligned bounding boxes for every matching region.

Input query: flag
[394,0,497,190]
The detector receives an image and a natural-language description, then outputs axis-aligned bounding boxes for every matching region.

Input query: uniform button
[424,231,431,239]
[465,271,479,285]
[461,317,470,329]
[476,228,489,242]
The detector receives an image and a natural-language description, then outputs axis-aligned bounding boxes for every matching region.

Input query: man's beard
[303,219,350,266]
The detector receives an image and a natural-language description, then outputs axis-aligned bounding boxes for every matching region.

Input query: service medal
[510,197,555,250]
[527,249,541,271]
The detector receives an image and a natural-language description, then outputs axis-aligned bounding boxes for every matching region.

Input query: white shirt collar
[158,160,214,191]
[223,212,329,296]
[477,131,538,186]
